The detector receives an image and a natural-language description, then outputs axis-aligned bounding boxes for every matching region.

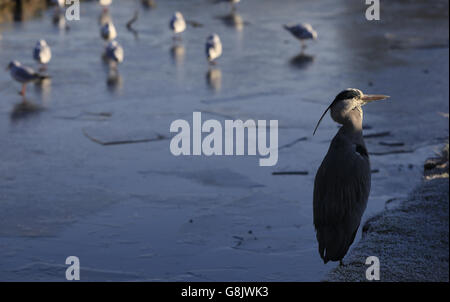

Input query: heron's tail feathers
[316,225,358,264]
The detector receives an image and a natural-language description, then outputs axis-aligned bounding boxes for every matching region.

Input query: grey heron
[313,88,389,265]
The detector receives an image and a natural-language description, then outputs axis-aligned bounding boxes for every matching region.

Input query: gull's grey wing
[33,46,41,62]
[14,65,40,82]
[285,24,313,39]
[205,41,214,58]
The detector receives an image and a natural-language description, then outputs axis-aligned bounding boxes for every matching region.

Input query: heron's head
[313,88,389,135]
[5,60,20,71]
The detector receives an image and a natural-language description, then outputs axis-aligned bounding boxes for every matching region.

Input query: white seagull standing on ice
[105,40,124,66]
[169,12,186,38]
[101,21,117,41]
[283,23,317,49]
[205,34,222,64]
[33,40,52,70]
[6,61,48,97]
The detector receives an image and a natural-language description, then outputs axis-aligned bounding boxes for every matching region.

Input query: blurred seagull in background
[33,40,52,71]
[283,23,317,49]
[99,0,112,12]
[6,61,49,97]
[169,12,186,38]
[206,34,222,64]
[220,11,244,31]
[52,0,64,12]
[101,21,117,41]
[142,0,156,9]
[105,40,124,67]
[217,0,241,11]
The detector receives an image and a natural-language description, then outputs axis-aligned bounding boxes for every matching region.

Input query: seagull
[283,23,317,49]
[101,21,117,41]
[6,61,49,97]
[206,34,222,64]
[169,11,186,38]
[105,40,124,66]
[33,40,52,70]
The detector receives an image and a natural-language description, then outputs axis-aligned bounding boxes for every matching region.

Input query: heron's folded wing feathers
[313,134,370,262]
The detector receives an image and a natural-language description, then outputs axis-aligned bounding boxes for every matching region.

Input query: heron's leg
[19,84,26,96]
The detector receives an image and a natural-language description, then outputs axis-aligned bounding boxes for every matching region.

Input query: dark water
[0,0,448,281]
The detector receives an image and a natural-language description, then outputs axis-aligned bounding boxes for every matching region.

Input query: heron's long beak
[361,94,390,104]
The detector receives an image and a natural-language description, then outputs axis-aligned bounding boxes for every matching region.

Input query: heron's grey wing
[313,134,371,263]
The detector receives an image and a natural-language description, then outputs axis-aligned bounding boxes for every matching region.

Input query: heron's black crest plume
[333,89,362,102]
[313,103,331,136]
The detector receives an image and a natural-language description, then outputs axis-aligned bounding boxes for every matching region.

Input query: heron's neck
[341,107,363,137]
